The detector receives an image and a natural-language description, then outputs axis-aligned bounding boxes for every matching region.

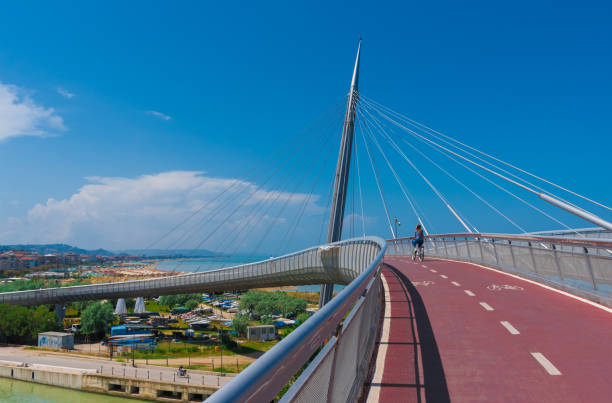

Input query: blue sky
[0,1,610,252]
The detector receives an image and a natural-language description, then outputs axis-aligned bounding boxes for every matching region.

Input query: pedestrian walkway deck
[366,257,612,403]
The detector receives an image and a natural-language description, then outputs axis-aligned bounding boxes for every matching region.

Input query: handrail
[388,233,612,248]
[206,236,387,403]
[386,233,611,306]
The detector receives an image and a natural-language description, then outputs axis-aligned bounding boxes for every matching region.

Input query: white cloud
[0,82,66,141]
[0,171,321,252]
[57,87,75,99]
[147,110,172,121]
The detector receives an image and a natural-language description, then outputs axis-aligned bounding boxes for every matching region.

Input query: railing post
[465,237,472,261]
[509,240,517,269]
[492,238,500,267]
[477,237,484,263]
[453,237,459,258]
[325,337,341,402]
[528,242,538,274]
[441,238,448,257]
[583,247,598,291]
[552,244,564,282]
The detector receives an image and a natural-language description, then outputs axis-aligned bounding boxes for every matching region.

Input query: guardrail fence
[386,233,612,302]
[207,237,386,403]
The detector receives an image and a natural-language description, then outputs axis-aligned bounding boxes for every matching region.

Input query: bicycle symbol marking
[487,284,524,291]
[412,281,435,287]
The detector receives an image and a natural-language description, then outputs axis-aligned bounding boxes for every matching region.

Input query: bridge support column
[320,40,361,308]
[134,297,146,313]
[114,298,127,315]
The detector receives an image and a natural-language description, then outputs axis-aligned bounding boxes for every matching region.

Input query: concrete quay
[0,359,223,402]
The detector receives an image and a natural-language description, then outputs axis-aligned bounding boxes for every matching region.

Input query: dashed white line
[440,275,448,279]
[500,321,520,335]
[421,265,427,268]
[464,290,475,297]
[530,352,562,375]
[479,302,494,311]
[451,281,461,286]
[430,269,437,273]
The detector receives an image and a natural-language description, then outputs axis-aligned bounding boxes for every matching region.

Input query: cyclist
[412,224,424,256]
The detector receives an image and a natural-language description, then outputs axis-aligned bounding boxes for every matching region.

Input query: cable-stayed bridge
[2,41,611,402]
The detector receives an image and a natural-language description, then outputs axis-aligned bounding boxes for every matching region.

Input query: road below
[0,346,235,387]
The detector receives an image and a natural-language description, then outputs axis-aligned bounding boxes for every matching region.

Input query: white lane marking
[440,275,448,279]
[412,281,435,287]
[430,269,437,273]
[500,321,520,335]
[464,290,475,297]
[488,284,524,291]
[433,257,612,314]
[421,265,427,268]
[451,281,461,286]
[531,352,562,375]
[367,274,392,403]
[479,302,494,311]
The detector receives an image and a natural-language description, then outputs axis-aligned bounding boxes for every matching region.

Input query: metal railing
[207,237,386,403]
[0,237,383,306]
[386,233,612,303]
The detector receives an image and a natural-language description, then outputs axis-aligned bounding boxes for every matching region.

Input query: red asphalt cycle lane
[376,257,612,403]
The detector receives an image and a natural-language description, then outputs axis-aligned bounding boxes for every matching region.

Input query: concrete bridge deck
[366,257,612,403]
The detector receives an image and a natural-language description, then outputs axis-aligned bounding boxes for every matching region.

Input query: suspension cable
[360,94,611,212]
[356,105,429,234]
[354,130,366,238]
[360,102,525,233]
[360,104,473,233]
[356,114,396,238]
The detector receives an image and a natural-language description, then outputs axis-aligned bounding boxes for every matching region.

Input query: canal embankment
[0,359,228,402]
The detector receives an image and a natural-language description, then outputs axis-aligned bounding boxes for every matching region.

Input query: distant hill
[0,243,114,256]
[0,244,218,258]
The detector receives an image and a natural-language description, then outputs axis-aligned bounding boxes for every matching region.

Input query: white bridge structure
[1,41,610,402]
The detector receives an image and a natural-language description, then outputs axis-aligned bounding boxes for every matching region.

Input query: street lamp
[394,217,401,239]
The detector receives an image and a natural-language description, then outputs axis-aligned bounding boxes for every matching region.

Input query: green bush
[159,294,201,308]
[185,299,200,311]
[239,291,307,317]
[232,314,249,337]
[0,304,60,343]
[221,332,237,349]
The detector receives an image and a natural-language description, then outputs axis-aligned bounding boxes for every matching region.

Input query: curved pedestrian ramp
[0,237,383,306]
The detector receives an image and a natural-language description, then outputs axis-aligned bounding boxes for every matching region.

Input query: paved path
[367,257,612,402]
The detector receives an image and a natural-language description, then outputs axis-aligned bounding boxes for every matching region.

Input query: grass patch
[145,300,168,313]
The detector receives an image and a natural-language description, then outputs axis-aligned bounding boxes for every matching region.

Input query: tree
[296,312,311,324]
[29,306,60,338]
[81,302,115,335]
[0,304,59,343]
[159,293,201,308]
[185,298,200,311]
[232,314,249,337]
[72,300,95,313]
[239,290,307,318]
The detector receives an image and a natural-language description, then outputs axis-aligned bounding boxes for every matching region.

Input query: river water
[0,377,147,402]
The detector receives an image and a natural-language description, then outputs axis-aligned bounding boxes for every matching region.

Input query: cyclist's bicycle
[412,245,424,262]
